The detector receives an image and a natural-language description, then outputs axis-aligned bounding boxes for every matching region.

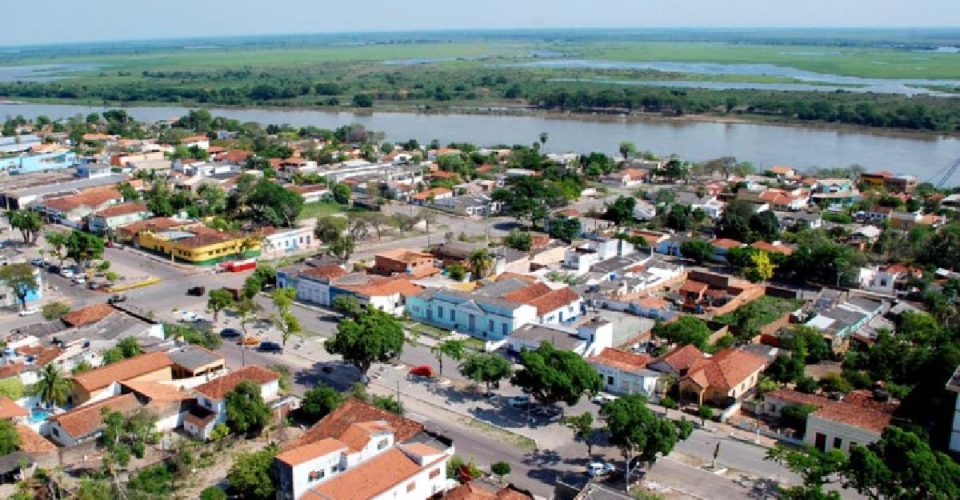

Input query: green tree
[7,210,43,245]
[469,249,494,280]
[325,308,405,378]
[200,487,228,500]
[72,359,93,374]
[117,182,139,202]
[459,353,513,393]
[619,141,637,160]
[605,196,637,225]
[845,426,960,499]
[65,230,105,268]
[716,200,753,242]
[225,380,273,436]
[301,385,344,422]
[503,230,532,251]
[431,339,466,379]
[352,94,373,108]
[652,316,712,350]
[315,215,347,243]
[0,419,20,455]
[33,364,70,407]
[45,231,68,268]
[332,183,352,205]
[372,395,404,415]
[512,342,602,407]
[246,180,304,228]
[749,210,781,242]
[101,408,158,473]
[271,287,301,347]
[332,295,361,317]
[0,263,37,310]
[447,263,466,281]
[547,216,581,243]
[227,444,279,500]
[766,445,846,498]
[207,288,235,321]
[679,239,715,264]
[602,394,687,488]
[491,461,511,481]
[117,337,142,358]
[565,412,598,456]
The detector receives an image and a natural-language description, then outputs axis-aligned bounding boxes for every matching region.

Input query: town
[0,107,957,500]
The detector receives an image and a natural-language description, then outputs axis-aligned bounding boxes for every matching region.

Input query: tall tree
[602,394,687,490]
[512,342,602,408]
[66,230,105,268]
[0,419,20,455]
[271,287,301,347]
[34,364,70,407]
[207,288,235,321]
[431,339,466,379]
[0,263,37,310]
[325,308,405,378]
[7,210,43,245]
[227,444,279,500]
[246,180,304,228]
[301,385,344,422]
[652,316,712,350]
[45,231,68,268]
[225,380,273,436]
[846,427,960,499]
[459,353,513,393]
[565,412,599,457]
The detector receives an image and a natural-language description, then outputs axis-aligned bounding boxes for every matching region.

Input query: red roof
[750,241,794,256]
[589,348,652,373]
[654,345,705,373]
[710,238,744,250]
[49,393,141,439]
[288,399,423,451]
[92,202,147,218]
[683,349,768,392]
[193,366,279,401]
[72,351,173,393]
[301,264,349,281]
[61,304,115,327]
[44,189,122,212]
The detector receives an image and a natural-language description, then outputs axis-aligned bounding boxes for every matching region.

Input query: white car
[18,306,39,317]
[59,268,75,279]
[506,395,531,408]
[72,275,86,285]
[587,462,616,477]
[179,311,200,323]
[591,393,619,405]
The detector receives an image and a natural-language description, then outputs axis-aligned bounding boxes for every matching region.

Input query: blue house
[406,288,539,341]
[0,150,78,174]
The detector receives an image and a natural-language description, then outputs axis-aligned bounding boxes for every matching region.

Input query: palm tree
[469,249,494,281]
[35,364,70,408]
[430,339,466,379]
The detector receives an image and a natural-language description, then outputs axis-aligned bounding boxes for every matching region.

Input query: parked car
[507,395,532,409]
[258,341,283,353]
[219,328,241,339]
[107,294,126,304]
[179,311,201,323]
[240,336,261,347]
[29,258,43,267]
[18,306,39,317]
[586,462,616,477]
[187,286,206,296]
[408,365,434,378]
[72,275,86,285]
[59,268,75,279]
[591,393,619,405]
[531,406,563,422]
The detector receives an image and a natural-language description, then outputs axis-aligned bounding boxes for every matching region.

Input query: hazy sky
[4,0,959,46]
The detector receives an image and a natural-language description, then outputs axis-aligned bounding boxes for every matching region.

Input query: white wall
[372,456,450,500]
[805,415,882,453]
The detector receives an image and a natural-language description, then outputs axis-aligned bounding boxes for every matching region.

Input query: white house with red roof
[184,366,280,439]
[589,348,660,399]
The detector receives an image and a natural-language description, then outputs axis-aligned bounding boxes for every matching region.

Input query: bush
[819,373,853,394]
[781,404,817,438]
[698,406,714,422]
[491,461,511,477]
[0,377,24,400]
[446,455,482,481]
[200,487,228,500]
[42,301,71,321]
[127,463,174,496]
[660,396,677,410]
[796,376,818,394]
[447,264,466,281]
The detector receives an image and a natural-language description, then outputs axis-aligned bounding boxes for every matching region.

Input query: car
[29,258,43,267]
[587,462,616,477]
[591,393,619,405]
[106,294,126,304]
[240,336,261,347]
[408,365,434,377]
[507,395,531,408]
[179,311,200,323]
[258,341,283,353]
[59,268,75,279]
[532,406,563,422]
[219,328,241,339]
[18,306,39,317]
[187,286,206,296]
[72,275,86,285]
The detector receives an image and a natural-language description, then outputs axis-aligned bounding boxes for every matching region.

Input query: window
[501,323,508,336]
[488,319,494,331]
[437,307,444,319]
[52,427,60,437]
[308,469,326,481]
[406,482,416,493]
[377,439,388,450]
[450,310,456,321]
[607,376,614,385]
[429,468,441,479]
[833,437,842,449]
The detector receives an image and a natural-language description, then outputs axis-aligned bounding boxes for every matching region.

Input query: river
[2,102,960,181]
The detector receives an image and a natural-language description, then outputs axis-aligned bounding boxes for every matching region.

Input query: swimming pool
[29,408,50,423]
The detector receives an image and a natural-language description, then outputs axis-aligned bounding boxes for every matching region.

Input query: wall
[137,231,261,265]
[805,415,881,453]
[372,457,449,500]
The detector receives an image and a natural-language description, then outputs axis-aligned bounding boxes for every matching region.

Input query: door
[468,314,476,332]
[814,433,827,452]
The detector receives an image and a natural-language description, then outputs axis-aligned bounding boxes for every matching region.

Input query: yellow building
[137,225,260,265]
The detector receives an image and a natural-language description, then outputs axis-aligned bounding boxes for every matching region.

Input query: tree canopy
[512,342,602,407]
[225,380,273,436]
[325,308,405,377]
[459,353,513,393]
[652,316,712,350]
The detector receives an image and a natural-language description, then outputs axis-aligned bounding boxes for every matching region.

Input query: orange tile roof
[49,393,141,439]
[377,248,435,264]
[0,363,24,379]
[445,482,534,500]
[289,399,423,451]
[502,282,552,303]
[72,351,173,393]
[15,344,62,367]
[346,277,425,298]
[765,389,831,407]
[637,296,669,309]
[93,201,147,218]
[655,345,705,373]
[0,397,27,419]
[180,135,209,144]
[61,304,115,328]
[339,421,393,451]
[525,287,581,316]
[174,226,240,248]
[430,170,458,179]
[276,438,349,466]
[710,238,744,250]
[812,401,892,433]
[412,187,452,201]
[301,264,349,281]
[590,348,653,373]
[117,217,185,236]
[193,366,279,401]
[750,241,794,256]
[684,349,768,392]
[44,189,122,212]
[120,380,191,402]
[769,166,794,175]
[679,280,710,294]
[304,448,443,500]
[15,424,56,453]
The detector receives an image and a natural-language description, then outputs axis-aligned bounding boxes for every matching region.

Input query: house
[180,135,210,150]
[407,287,538,341]
[857,264,919,295]
[767,165,796,179]
[444,480,534,499]
[776,211,822,231]
[166,345,226,379]
[589,348,659,399]
[288,184,330,204]
[69,351,174,404]
[280,399,453,500]
[411,187,453,205]
[860,171,917,193]
[750,241,793,256]
[603,168,649,187]
[507,316,612,357]
[0,135,41,154]
[184,366,280,440]
[804,296,885,351]
[678,349,768,405]
[137,226,260,265]
[331,274,424,316]
[371,249,439,278]
[710,238,745,261]
[649,344,705,376]
[87,202,151,234]
[862,206,894,223]
[75,163,114,179]
[38,188,123,227]
[260,226,318,260]
[0,150,77,175]
[564,238,636,275]
[119,380,194,432]
[0,266,43,309]
[287,264,349,306]
[47,393,142,446]
[433,193,502,217]
[115,217,189,243]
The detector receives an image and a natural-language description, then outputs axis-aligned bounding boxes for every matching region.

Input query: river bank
[3,99,960,181]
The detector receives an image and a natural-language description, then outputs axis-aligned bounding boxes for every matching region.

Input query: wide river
[2,102,960,181]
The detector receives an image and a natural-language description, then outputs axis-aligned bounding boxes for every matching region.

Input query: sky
[4,0,960,46]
